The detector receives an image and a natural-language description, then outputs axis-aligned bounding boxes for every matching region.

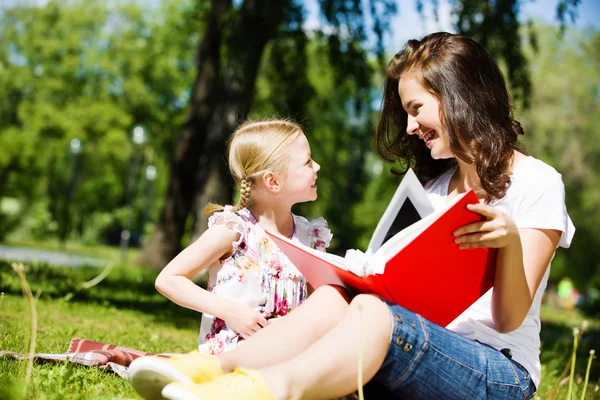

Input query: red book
[267,170,497,327]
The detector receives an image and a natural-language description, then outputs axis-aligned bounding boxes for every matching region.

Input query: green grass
[0,260,598,399]
[0,261,199,399]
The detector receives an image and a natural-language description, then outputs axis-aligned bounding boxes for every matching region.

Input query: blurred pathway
[0,245,107,268]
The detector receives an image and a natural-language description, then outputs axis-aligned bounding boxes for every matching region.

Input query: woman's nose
[406,115,419,135]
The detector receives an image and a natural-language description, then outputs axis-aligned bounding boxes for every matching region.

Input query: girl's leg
[261,293,393,399]
[257,296,534,400]
[218,285,350,373]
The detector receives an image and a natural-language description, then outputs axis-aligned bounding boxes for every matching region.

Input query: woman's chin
[429,148,454,160]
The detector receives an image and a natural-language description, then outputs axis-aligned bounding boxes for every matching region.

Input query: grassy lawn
[0,260,598,399]
[0,261,199,399]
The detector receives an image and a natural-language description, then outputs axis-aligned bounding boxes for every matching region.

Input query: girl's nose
[314,161,321,172]
[406,115,419,135]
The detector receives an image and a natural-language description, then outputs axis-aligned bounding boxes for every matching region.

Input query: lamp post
[139,164,157,244]
[120,126,146,263]
[60,138,83,248]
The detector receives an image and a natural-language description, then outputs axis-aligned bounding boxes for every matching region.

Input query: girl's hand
[224,303,269,339]
[453,203,520,249]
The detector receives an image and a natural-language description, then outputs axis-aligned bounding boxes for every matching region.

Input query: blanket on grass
[0,338,169,378]
[1,339,377,399]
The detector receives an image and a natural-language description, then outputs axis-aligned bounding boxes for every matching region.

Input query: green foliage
[0,0,597,312]
[0,0,202,243]
[516,23,600,312]
[253,31,386,253]
[452,0,532,106]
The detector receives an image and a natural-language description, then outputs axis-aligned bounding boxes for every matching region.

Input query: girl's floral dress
[198,206,332,355]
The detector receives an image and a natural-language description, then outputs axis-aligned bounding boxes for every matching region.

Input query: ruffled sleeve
[307,217,332,252]
[208,206,248,250]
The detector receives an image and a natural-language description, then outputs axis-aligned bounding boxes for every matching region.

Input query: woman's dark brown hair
[374,32,526,200]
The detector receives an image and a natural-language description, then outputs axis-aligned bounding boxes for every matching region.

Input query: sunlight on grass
[0,260,598,399]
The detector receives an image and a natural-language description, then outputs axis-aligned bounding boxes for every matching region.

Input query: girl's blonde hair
[204,119,304,215]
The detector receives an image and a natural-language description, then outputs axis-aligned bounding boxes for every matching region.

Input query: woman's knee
[349,295,392,332]
[349,293,387,312]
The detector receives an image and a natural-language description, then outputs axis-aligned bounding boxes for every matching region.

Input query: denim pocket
[508,359,535,399]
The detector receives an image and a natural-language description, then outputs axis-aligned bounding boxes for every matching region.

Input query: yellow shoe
[161,368,275,400]
[129,351,224,400]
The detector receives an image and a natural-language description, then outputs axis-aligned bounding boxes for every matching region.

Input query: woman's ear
[262,171,281,194]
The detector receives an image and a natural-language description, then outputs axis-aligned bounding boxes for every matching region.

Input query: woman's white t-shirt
[425,156,575,388]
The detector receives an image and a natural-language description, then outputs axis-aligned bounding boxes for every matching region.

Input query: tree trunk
[191,0,288,240]
[139,0,288,268]
[138,0,231,268]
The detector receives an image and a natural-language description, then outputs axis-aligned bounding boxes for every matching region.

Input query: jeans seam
[495,358,520,385]
[506,359,531,396]
[428,345,487,377]
[485,360,527,391]
[387,314,430,387]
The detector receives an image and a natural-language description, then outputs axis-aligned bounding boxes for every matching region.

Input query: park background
[0,0,598,398]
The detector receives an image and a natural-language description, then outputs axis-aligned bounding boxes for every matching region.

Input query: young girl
[151,119,331,354]
[131,33,574,400]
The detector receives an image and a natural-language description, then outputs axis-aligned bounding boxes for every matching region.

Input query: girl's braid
[232,177,253,212]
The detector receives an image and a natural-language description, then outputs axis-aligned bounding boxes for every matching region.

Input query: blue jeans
[373,302,536,399]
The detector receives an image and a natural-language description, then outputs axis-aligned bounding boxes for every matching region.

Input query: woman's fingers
[466,202,498,218]
[455,203,518,249]
[455,231,502,248]
[454,220,497,236]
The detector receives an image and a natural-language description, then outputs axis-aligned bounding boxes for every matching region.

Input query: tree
[0,0,200,242]
[139,0,398,266]
[517,23,600,301]
[141,0,582,268]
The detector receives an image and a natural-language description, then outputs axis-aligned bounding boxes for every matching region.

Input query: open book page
[367,169,435,254]
[267,233,366,274]
[267,193,467,280]
[369,192,468,274]
[268,188,495,327]
[267,168,441,280]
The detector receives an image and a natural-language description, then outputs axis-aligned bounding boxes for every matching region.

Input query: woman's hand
[453,203,520,249]
[223,303,269,339]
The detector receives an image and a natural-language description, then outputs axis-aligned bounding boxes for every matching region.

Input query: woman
[131,32,574,400]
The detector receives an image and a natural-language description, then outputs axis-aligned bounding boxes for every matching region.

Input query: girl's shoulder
[208,206,255,234]
[293,215,333,252]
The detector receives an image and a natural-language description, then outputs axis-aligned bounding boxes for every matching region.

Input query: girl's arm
[155,223,268,337]
[453,204,561,333]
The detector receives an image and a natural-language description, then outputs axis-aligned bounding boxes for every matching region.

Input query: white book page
[369,192,467,275]
[266,232,377,280]
[289,242,373,276]
[367,169,435,254]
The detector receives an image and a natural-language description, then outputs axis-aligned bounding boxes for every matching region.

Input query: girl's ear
[262,171,281,194]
